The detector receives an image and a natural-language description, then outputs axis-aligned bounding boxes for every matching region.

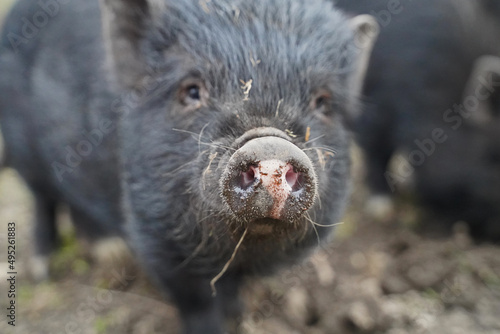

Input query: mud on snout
[219,127,318,232]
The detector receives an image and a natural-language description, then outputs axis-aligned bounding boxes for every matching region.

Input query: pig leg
[70,208,129,266]
[364,141,394,196]
[70,207,112,240]
[166,272,226,334]
[361,134,397,220]
[31,194,58,281]
[216,273,244,331]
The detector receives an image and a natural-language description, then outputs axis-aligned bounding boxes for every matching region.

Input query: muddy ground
[0,144,499,334]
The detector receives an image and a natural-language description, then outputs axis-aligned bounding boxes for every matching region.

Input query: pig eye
[187,85,201,101]
[179,80,208,111]
[315,96,327,108]
[310,91,332,115]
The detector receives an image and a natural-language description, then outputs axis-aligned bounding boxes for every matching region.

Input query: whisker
[303,146,337,155]
[172,127,235,151]
[313,221,344,228]
[172,211,221,270]
[172,127,205,138]
[198,122,211,153]
[162,156,204,177]
[174,238,207,270]
[305,211,343,228]
[304,134,325,145]
[171,127,214,146]
[305,213,321,246]
[316,191,323,210]
[202,152,218,190]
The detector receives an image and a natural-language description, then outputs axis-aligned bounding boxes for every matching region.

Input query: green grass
[51,228,90,277]
[18,284,35,303]
[94,314,113,334]
[423,287,441,301]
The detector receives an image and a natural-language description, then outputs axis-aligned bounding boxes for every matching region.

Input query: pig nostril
[285,168,302,191]
[240,165,258,189]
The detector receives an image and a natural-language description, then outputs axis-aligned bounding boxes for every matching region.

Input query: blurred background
[1,0,500,333]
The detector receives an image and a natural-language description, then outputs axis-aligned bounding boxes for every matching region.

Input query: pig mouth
[248,218,281,235]
[243,217,308,238]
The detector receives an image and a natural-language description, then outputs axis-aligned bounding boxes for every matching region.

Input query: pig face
[107,0,378,270]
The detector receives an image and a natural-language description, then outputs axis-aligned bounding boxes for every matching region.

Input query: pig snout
[221,134,318,222]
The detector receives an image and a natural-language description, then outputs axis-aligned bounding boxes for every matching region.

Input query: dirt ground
[0,144,499,334]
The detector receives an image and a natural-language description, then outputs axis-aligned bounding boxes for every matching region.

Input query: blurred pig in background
[336,0,500,239]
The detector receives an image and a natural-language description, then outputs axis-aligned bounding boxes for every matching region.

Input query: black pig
[0,0,378,332]
[336,0,500,238]
[415,55,500,238]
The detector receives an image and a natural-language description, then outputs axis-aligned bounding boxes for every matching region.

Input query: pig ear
[100,0,155,88]
[348,15,379,97]
[463,55,500,125]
